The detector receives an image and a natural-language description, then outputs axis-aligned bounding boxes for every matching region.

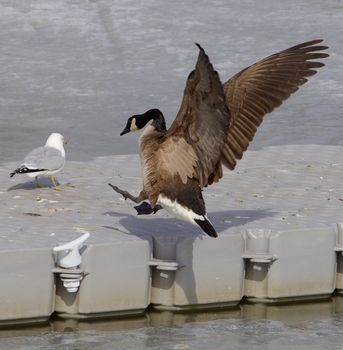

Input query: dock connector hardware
[52,233,90,293]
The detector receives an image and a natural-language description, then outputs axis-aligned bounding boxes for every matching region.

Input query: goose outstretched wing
[159,44,230,187]
[221,39,329,169]
[157,40,328,187]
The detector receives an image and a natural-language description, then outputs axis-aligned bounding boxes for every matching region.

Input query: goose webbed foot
[134,201,162,215]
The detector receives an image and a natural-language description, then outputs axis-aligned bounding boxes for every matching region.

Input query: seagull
[110,40,328,237]
[10,133,67,190]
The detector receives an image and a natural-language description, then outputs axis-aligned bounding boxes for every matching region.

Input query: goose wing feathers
[159,44,230,187]
[156,40,328,188]
[221,39,329,169]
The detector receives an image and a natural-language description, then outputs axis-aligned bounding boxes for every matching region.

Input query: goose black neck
[141,109,166,132]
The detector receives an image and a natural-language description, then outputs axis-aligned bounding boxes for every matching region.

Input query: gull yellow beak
[63,139,68,145]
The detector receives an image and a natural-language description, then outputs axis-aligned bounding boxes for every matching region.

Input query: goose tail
[194,217,218,238]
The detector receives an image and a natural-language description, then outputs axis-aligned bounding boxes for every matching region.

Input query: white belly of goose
[157,194,206,226]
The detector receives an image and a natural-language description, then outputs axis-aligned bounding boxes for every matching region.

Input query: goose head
[120,109,166,135]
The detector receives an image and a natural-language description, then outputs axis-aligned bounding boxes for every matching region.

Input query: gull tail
[10,166,47,178]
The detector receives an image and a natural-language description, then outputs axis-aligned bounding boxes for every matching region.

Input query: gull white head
[45,133,67,155]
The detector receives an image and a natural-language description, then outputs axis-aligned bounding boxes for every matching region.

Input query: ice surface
[2,144,343,250]
[0,0,342,164]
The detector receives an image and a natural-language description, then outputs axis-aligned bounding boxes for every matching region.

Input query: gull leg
[35,176,42,188]
[51,176,60,191]
[108,184,146,203]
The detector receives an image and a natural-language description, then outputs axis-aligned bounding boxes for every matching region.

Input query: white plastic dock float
[150,234,244,310]
[243,227,337,302]
[0,248,54,326]
[55,240,152,318]
[0,144,342,325]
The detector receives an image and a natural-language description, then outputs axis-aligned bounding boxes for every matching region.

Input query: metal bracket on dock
[148,258,180,271]
[148,258,181,307]
[336,224,343,255]
[242,252,278,263]
[52,267,89,293]
[52,233,90,293]
[242,229,278,263]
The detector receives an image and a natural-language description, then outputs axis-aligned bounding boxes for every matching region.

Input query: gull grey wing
[23,146,65,171]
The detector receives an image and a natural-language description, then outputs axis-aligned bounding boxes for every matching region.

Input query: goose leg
[108,184,162,216]
[108,184,147,203]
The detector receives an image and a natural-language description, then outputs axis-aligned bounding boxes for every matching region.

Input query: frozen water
[2,144,343,249]
[0,0,342,164]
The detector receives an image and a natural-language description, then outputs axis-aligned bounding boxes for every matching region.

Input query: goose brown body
[112,40,328,237]
[139,125,206,215]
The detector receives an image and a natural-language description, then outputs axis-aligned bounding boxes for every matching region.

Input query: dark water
[0,0,342,164]
[0,298,342,350]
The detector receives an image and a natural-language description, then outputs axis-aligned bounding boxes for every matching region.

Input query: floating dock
[1,144,342,326]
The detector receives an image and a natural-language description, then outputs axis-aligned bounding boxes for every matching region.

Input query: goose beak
[120,127,130,136]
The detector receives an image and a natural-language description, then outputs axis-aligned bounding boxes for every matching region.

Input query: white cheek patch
[157,195,205,226]
[130,118,139,131]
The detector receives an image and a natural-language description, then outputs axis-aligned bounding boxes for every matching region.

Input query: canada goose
[10,133,67,190]
[110,40,328,237]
